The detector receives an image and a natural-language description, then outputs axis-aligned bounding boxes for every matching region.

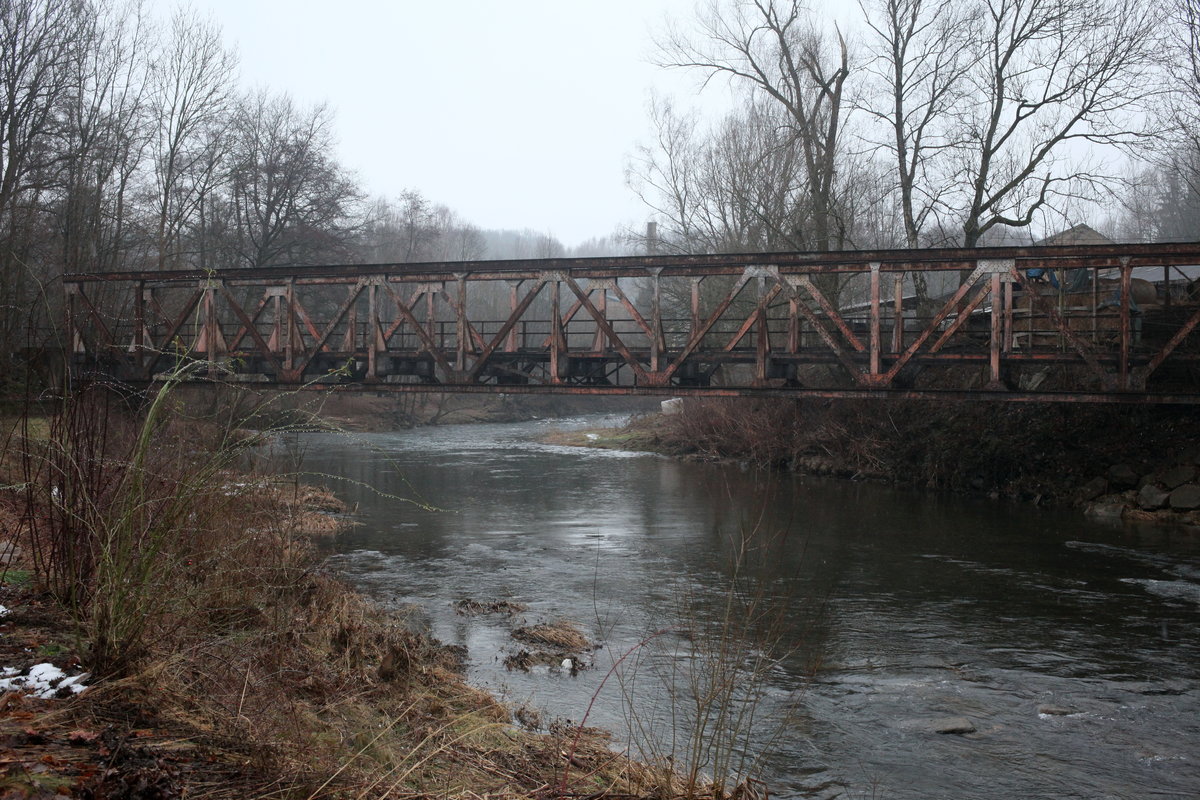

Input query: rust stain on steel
[62,242,1200,404]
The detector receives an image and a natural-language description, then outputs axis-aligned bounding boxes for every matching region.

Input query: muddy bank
[565,398,1200,527]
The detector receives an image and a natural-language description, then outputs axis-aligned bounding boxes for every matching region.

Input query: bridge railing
[61,243,1200,401]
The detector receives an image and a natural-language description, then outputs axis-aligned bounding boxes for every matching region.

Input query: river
[282,415,1200,799]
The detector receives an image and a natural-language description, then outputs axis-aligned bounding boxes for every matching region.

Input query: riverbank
[551,398,1200,527]
[0,399,687,798]
[0,547,663,798]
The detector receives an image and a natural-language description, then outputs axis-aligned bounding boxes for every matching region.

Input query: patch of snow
[0,604,8,617]
[0,662,88,698]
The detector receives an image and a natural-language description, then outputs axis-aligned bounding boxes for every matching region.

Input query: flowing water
[282,416,1200,799]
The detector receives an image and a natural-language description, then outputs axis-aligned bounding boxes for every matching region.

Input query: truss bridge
[63,242,1200,403]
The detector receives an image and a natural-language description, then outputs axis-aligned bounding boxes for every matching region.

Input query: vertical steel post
[205,280,218,369]
[869,262,881,375]
[456,275,467,371]
[367,281,378,381]
[650,268,663,373]
[63,283,78,392]
[755,275,768,383]
[990,272,1002,385]
[1091,267,1099,343]
[1028,265,1036,345]
[1003,278,1013,354]
[65,283,79,355]
[270,292,282,355]
[284,278,296,378]
[506,280,520,353]
[788,298,800,353]
[892,273,903,354]
[1119,257,1132,390]
[426,289,436,349]
[550,277,562,382]
[134,281,146,374]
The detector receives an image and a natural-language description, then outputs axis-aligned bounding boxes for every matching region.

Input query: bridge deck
[63,242,1200,403]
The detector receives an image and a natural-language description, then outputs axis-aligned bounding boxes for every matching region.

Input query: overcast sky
[186,0,725,247]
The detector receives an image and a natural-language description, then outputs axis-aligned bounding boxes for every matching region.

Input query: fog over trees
[1,0,1197,360]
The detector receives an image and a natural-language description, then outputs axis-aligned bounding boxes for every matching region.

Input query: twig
[557,627,674,795]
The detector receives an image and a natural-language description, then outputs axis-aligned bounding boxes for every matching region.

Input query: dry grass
[0,387,711,799]
[455,598,527,616]
[511,621,592,654]
[0,561,679,798]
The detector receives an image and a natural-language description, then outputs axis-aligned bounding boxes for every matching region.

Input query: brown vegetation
[455,598,528,616]
[0,384,712,799]
[619,398,1200,507]
[511,622,593,654]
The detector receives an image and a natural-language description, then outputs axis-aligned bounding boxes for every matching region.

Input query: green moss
[0,568,31,587]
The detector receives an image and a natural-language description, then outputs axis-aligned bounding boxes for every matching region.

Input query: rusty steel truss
[62,242,1200,403]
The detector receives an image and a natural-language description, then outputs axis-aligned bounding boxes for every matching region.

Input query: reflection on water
[278,416,1200,799]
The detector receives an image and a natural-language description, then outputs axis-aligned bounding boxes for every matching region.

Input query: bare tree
[860,0,978,248]
[428,207,485,261]
[1150,0,1200,232]
[359,191,490,264]
[658,0,851,252]
[60,0,153,274]
[148,7,236,270]
[626,98,702,252]
[951,0,1158,246]
[0,0,83,227]
[1163,0,1200,143]
[629,96,812,253]
[226,91,362,267]
[0,0,88,353]
[362,190,440,263]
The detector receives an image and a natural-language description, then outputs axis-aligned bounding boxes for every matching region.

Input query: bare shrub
[592,519,808,799]
[14,364,340,675]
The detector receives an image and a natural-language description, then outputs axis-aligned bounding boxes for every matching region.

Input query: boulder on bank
[1076,477,1108,502]
[1159,464,1197,490]
[1107,464,1139,489]
[1168,483,1200,511]
[1137,484,1171,510]
[1085,501,1127,519]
